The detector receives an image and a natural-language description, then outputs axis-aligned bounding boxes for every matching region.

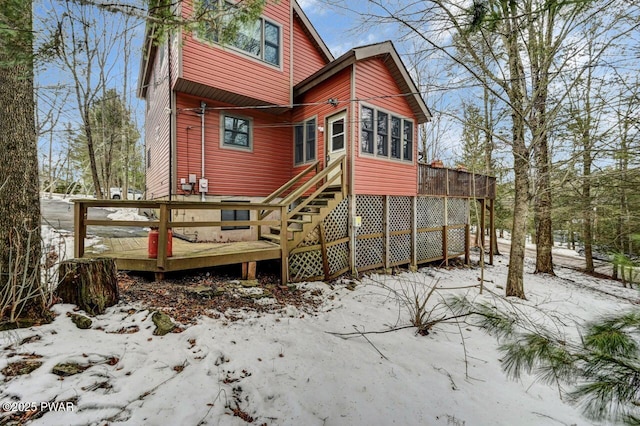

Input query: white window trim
[194,0,283,70]
[220,112,253,152]
[293,116,317,166]
[360,103,414,164]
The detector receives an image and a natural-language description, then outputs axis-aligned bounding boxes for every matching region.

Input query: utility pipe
[200,101,206,202]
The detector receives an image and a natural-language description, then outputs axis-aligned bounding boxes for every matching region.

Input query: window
[222,114,251,149]
[403,120,413,161]
[361,107,374,154]
[377,111,388,156]
[360,105,413,162]
[221,201,250,230]
[294,117,316,165]
[391,116,401,159]
[198,0,281,66]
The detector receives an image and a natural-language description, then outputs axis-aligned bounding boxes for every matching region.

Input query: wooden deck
[74,157,348,283]
[85,237,281,274]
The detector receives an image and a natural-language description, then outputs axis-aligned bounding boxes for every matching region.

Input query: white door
[326,112,346,184]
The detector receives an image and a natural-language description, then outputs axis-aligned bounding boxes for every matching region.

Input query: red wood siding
[175,94,293,197]
[292,17,328,85]
[180,1,291,106]
[292,67,352,186]
[354,58,418,196]
[145,44,172,199]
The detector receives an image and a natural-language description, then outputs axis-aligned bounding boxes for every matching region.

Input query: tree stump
[56,258,119,315]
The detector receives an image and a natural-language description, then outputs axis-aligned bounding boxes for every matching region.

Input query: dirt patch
[117,271,325,325]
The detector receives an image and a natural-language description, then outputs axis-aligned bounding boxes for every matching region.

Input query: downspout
[168,33,173,204]
[200,101,207,202]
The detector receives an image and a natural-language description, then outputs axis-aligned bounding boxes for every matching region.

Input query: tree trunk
[0,0,46,323]
[504,0,528,299]
[56,258,119,315]
[529,8,555,276]
[533,143,554,274]
[507,138,529,299]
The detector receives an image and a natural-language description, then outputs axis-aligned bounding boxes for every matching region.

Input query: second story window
[222,114,252,150]
[198,0,281,67]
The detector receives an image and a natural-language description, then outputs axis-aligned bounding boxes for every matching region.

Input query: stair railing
[259,160,320,221]
[281,155,346,221]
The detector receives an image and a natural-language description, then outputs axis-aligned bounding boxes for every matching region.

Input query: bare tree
[327,0,639,297]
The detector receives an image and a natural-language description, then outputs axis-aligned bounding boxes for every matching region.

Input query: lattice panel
[389,197,411,232]
[447,228,466,254]
[417,197,444,228]
[417,231,443,261]
[299,226,320,247]
[328,242,350,275]
[356,196,384,235]
[390,234,411,265]
[323,198,349,242]
[289,250,323,282]
[356,237,384,269]
[447,198,468,225]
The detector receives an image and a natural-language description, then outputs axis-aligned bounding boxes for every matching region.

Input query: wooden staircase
[259,156,347,251]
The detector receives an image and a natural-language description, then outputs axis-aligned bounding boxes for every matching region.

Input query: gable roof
[137,23,158,99]
[293,41,432,124]
[292,0,333,63]
[137,0,334,99]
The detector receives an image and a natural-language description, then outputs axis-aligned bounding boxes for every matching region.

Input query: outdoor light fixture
[328,98,339,107]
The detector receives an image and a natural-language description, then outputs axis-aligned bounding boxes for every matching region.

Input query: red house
[135,0,492,282]
[139,2,429,199]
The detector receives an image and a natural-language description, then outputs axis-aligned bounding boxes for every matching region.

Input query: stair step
[292,211,321,219]
[307,200,330,206]
[288,219,311,224]
[322,186,343,193]
[261,233,292,242]
[315,193,336,199]
[270,226,303,234]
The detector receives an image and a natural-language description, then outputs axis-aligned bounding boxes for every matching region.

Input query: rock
[152,311,175,336]
[70,314,92,329]
[52,362,87,377]
[187,286,225,299]
[239,279,259,288]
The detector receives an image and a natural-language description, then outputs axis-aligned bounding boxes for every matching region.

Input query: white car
[110,187,143,200]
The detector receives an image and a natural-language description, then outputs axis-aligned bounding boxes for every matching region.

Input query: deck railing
[73,199,285,277]
[73,157,347,283]
[418,164,496,199]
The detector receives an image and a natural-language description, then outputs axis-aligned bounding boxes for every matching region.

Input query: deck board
[84,237,281,273]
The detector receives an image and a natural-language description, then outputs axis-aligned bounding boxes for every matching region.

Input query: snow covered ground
[8,202,633,424]
[2,251,637,425]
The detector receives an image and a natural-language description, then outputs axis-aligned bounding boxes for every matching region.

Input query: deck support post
[411,196,417,271]
[464,224,470,265]
[480,198,486,250]
[74,201,87,258]
[383,195,389,269]
[157,203,169,271]
[443,197,448,266]
[280,205,288,284]
[319,224,330,280]
[489,198,495,265]
[242,262,257,280]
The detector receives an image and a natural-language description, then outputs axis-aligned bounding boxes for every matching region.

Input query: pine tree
[0,0,48,324]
